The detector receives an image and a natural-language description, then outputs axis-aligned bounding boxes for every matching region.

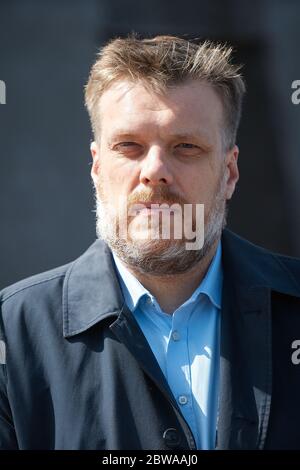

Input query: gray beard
[95,179,227,276]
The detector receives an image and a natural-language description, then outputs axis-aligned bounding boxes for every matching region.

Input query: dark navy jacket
[1,229,300,450]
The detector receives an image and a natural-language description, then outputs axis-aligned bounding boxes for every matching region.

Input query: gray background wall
[1,0,300,289]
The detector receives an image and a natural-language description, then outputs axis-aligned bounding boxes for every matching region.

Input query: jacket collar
[221,229,300,299]
[63,229,300,338]
[62,239,124,338]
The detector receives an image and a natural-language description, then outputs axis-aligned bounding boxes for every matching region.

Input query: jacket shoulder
[0,263,72,305]
[222,229,300,294]
[272,252,300,288]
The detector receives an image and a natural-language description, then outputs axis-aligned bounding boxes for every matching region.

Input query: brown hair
[85,35,246,150]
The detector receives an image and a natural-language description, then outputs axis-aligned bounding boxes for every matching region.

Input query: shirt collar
[112,254,151,312]
[196,240,223,309]
[112,241,223,313]
[62,229,300,338]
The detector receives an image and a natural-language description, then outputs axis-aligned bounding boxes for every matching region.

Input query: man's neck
[121,240,219,314]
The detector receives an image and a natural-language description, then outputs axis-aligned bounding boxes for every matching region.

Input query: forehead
[98,79,224,140]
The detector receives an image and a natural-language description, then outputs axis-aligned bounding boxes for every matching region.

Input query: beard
[94,173,227,276]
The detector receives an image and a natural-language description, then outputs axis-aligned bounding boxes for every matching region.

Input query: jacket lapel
[217,231,272,449]
[109,303,198,449]
[217,282,272,449]
[109,303,176,407]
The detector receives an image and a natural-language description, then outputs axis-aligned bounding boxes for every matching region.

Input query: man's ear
[225,144,239,200]
[90,141,100,187]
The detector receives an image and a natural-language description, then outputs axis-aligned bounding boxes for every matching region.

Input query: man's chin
[110,238,207,276]
[123,237,185,254]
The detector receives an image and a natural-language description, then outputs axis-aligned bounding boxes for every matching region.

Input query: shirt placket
[165,311,199,447]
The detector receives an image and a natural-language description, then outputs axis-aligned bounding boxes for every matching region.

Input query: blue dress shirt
[113,242,223,449]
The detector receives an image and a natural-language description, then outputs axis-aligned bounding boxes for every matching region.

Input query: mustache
[127,187,188,207]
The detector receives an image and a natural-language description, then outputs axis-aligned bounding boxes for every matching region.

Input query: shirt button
[171,330,180,341]
[146,297,152,305]
[178,395,188,405]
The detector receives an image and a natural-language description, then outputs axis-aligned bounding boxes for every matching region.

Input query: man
[1,35,300,451]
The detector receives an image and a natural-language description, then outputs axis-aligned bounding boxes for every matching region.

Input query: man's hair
[85,35,246,150]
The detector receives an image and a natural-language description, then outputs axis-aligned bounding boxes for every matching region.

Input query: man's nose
[139,146,173,186]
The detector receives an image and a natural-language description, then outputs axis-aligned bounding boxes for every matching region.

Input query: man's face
[90,79,239,274]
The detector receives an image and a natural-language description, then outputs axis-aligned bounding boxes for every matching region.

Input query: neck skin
[120,238,220,314]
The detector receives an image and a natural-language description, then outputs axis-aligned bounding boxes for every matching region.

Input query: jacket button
[163,428,181,448]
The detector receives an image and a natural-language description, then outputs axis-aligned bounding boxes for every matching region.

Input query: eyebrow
[108,129,213,145]
[169,132,211,142]
[108,131,137,141]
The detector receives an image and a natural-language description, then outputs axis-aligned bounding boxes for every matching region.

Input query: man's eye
[118,142,137,147]
[174,143,203,158]
[113,142,143,158]
[176,143,197,149]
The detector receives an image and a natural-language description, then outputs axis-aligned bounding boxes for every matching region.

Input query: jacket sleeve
[0,301,18,449]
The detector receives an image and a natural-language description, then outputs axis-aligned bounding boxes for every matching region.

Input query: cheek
[180,167,215,203]
[99,157,139,198]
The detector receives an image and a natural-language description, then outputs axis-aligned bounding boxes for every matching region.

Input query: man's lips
[129,201,181,214]
[133,201,165,209]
